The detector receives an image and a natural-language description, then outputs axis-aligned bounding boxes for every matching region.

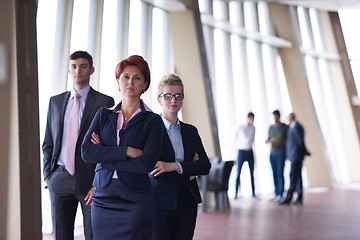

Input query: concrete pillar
[0,1,20,238]
[269,3,332,187]
[168,4,220,159]
[0,0,42,239]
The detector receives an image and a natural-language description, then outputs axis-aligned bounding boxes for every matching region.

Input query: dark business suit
[81,101,163,240]
[283,121,309,203]
[42,87,114,240]
[151,121,211,240]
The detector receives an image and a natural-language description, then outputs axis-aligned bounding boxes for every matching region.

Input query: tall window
[37,0,172,235]
[199,0,292,197]
[339,9,360,95]
[297,7,351,184]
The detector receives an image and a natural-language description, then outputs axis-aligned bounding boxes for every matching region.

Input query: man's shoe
[270,195,281,202]
[252,195,259,200]
[275,195,282,202]
[293,199,303,205]
[279,198,291,205]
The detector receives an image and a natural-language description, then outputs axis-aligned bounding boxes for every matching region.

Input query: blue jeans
[270,153,286,197]
[235,149,255,198]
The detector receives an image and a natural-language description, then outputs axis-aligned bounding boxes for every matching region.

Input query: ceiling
[144,0,360,12]
[277,0,360,12]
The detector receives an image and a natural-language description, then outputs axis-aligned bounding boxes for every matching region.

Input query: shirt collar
[71,85,90,99]
[112,99,152,113]
[290,121,297,128]
[161,115,180,130]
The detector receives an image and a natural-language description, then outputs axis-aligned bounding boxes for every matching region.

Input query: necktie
[65,93,80,175]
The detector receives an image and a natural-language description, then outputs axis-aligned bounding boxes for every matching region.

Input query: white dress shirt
[235,123,255,150]
[161,115,184,174]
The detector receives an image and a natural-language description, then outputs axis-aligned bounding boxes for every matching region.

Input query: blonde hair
[157,73,184,96]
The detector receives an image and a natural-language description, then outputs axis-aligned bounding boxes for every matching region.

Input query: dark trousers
[270,153,286,197]
[284,158,303,201]
[153,186,198,240]
[235,149,255,197]
[47,166,93,240]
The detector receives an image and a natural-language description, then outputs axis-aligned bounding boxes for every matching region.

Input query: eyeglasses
[159,93,184,101]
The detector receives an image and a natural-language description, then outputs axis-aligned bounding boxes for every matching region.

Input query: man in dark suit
[280,112,310,205]
[42,51,114,239]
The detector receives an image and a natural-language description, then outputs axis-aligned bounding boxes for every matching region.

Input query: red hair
[115,55,151,92]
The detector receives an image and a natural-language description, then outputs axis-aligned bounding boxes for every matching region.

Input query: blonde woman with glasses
[150,73,211,240]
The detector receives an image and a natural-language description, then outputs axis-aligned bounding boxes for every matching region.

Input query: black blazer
[150,121,211,210]
[42,87,114,194]
[286,121,308,162]
[81,101,163,191]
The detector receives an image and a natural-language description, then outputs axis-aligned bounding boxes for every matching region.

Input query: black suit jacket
[150,121,211,210]
[286,121,308,162]
[42,87,114,194]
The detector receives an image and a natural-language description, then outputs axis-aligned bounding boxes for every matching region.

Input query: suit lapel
[161,123,175,161]
[106,102,146,137]
[124,111,145,129]
[180,122,191,162]
[108,111,118,134]
[107,102,121,135]
[80,87,95,133]
[59,92,71,133]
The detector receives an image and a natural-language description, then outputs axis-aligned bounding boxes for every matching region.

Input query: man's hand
[150,161,180,177]
[84,187,95,206]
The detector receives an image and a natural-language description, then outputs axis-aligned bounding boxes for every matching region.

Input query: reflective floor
[43,185,360,240]
[194,186,360,240]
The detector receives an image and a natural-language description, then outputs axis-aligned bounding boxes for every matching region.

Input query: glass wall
[37,0,360,235]
[198,0,359,196]
[199,0,292,197]
[339,9,360,95]
[37,0,173,234]
[297,7,351,185]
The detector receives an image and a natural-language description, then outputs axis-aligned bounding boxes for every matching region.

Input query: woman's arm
[180,127,211,176]
[101,114,163,174]
[81,108,128,164]
[91,132,143,158]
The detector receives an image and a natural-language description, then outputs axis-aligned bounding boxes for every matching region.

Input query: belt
[56,164,66,171]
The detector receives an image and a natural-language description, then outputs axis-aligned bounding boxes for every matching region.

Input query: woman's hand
[150,161,180,177]
[126,147,143,158]
[190,153,199,181]
[193,153,199,161]
[91,132,101,145]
